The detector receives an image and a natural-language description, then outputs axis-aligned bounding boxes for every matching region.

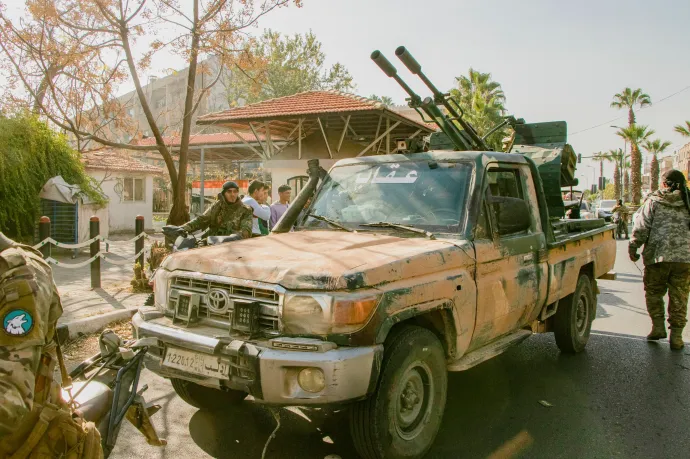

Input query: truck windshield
[299,160,472,233]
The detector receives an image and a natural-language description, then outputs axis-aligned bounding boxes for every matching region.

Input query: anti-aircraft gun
[371,46,581,219]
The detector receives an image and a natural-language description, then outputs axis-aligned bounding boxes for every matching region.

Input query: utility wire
[570,85,690,136]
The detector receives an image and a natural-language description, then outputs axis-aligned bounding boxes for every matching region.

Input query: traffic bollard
[39,216,51,259]
[90,216,101,289]
[135,215,145,268]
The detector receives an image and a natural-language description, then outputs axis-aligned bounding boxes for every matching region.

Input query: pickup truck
[134,139,616,458]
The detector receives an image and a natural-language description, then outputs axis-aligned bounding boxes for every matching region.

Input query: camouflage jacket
[0,243,63,438]
[630,190,690,265]
[611,204,629,219]
[182,195,253,238]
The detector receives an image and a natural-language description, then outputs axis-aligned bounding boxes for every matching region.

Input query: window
[485,168,531,237]
[487,169,523,199]
[123,177,145,202]
[287,175,309,196]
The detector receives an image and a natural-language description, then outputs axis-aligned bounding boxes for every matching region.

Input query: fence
[35,215,149,289]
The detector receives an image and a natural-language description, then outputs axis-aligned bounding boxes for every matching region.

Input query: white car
[596,199,617,221]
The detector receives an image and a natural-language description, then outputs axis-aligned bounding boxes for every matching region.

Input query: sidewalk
[50,234,162,338]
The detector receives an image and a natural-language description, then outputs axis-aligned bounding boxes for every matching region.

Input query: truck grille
[170,276,279,333]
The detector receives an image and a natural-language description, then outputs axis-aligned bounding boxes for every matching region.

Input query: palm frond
[674,121,690,138]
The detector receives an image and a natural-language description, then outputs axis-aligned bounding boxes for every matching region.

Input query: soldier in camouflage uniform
[629,170,690,350]
[182,181,253,238]
[0,232,102,458]
[611,199,629,239]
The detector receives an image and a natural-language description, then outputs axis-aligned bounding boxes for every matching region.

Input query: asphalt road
[111,239,690,459]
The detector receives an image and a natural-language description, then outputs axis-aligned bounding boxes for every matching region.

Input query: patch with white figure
[3,309,34,336]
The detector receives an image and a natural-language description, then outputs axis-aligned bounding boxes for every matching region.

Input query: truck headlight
[282,293,380,335]
[153,268,172,312]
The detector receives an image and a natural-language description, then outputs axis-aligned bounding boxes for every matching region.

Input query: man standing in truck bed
[182,181,253,239]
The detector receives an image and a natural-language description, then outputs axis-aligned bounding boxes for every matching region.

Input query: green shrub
[0,113,105,239]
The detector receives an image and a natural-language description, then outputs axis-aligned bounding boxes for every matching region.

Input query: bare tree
[0,0,299,224]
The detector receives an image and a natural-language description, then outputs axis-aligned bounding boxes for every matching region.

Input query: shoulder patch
[3,309,34,336]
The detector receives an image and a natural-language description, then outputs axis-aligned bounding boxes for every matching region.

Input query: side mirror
[489,196,531,236]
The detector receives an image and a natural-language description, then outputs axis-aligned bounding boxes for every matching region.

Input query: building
[676,142,690,178]
[196,91,436,202]
[102,57,232,145]
[82,150,164,232]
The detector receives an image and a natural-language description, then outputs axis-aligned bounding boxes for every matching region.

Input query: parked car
[596,199,617,221]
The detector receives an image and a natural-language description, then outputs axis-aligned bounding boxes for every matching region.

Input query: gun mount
[371,49,491,152]
[372,46,582,219]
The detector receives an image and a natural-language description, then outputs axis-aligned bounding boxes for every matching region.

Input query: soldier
[181,181,253,238]
[629,169,690,350]
[0,232,102,458]
[611,199,630,239]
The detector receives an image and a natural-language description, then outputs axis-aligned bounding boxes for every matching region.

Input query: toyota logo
[207,288,231,314]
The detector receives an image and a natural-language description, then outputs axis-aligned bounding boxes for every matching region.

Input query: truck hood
[162,231,471,290]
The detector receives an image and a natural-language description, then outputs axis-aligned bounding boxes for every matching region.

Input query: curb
[57,309,137,342]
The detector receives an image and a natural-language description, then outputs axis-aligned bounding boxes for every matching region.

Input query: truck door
[470,163,547,348]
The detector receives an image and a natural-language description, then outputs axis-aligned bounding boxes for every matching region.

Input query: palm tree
[610,88,652,127]
[617,125,654,205]
[606,149,625,199]
[674,121,690,137]
[624,159,631,203]
[643,139,672,191]
[450,68,507,150]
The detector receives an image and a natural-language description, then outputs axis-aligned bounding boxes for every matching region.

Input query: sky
[4,0,690,190]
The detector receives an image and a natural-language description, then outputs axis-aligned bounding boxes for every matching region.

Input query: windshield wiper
[307,213,354,232]
[359,222,435,240]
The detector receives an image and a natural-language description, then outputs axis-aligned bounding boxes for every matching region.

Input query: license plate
[162,347,230,380]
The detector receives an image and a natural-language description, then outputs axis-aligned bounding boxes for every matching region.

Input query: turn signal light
[332,297,378,325]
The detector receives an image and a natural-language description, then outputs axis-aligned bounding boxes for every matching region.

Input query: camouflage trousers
[643,262,690,329]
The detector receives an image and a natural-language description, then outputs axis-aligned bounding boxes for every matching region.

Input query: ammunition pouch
[0,347,102,459]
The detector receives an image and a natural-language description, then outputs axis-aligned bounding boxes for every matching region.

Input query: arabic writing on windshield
[302,161,471,231]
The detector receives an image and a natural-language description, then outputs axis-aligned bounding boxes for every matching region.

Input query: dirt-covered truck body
[133,48,617,458]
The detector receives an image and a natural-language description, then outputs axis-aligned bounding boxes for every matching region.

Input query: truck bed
[550,218,614,246]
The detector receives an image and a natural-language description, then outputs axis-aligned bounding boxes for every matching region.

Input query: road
[111,239,690,459]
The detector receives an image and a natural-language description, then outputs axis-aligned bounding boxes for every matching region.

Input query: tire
[349,326,448,459]
[171,378,247,410]
[554,274,595,353]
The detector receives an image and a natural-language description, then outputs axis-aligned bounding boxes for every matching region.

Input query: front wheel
[349,326,448,459]
[554,274,595,353]
[171,378,247,410]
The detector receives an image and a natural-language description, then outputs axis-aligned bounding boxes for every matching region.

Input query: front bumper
[132,311,382,405]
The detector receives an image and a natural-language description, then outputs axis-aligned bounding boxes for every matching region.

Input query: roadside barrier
[35,215,150,288]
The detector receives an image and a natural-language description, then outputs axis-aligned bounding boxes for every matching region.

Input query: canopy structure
[197,91,436,160]
[40,176,106,204]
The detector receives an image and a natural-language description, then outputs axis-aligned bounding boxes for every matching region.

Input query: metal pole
[135,215,145,268]
[199,148,205,212]
[90,216,101,289]
[39,216,51,259]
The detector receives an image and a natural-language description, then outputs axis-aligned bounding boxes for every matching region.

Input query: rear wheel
[554,274,595,353]
[349,325,448,459]
[171,378,247,410]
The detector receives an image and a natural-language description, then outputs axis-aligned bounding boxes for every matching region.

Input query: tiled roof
[135,132,266,146]
[198,91,383,123]
[81,150,164,174]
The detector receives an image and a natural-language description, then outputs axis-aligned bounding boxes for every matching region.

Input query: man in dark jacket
[629,169,690,349]
[182,181,253,238]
